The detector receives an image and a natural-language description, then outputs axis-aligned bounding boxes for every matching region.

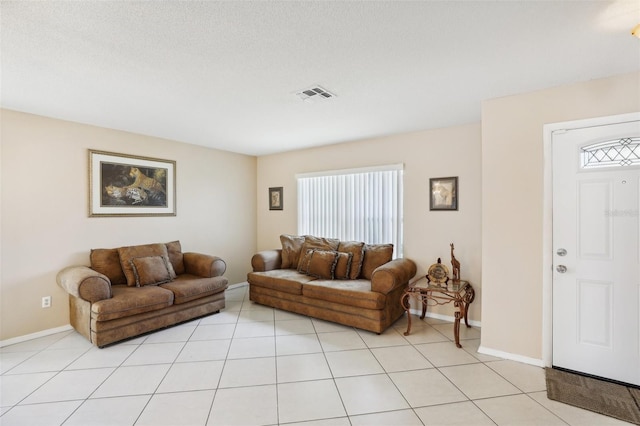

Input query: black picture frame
[430,176,458,211]
[269,187,283,210]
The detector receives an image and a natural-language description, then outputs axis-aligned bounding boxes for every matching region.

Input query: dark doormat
[545,367,640,425]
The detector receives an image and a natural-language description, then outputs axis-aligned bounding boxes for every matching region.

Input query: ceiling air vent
[295,85,336,103]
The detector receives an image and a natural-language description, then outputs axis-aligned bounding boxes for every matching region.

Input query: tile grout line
[8,337,94,414]
[272,300,281,426]
[205,285,248,425]
[131,325,196,425]
[76,335,153,425]
[313,318,353,425]
[0,284,598,425]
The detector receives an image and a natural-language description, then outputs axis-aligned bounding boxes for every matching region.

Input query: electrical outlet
[42,296,51,308]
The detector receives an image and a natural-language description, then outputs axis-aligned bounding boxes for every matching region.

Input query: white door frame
[542,111,640,367]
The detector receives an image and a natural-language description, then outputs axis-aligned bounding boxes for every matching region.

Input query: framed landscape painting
[89,150,176,217]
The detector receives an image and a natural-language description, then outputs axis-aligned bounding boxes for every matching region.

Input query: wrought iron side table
[401,277,475,348]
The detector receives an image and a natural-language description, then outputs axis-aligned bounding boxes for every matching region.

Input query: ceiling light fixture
[632,24,640,38]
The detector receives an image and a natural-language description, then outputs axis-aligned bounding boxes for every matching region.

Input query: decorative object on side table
[429,176,458,211]
[89,150,176,217]
[269,187,283,210]
[427,257,449,285]
[450,243,461,281]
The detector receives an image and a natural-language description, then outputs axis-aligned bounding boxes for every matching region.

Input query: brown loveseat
[57,241,228,347]
[248,235,416,334]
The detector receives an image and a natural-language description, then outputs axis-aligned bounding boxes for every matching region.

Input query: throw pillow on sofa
[280,234,306,269]
[297,248,314,274]
[131,255,175,286]
[333,251,353,279]
[297,248,352,280]
[118,243,173,286]
[296,236,339,270]
[303,235,340,251]
[90,248,127,285]
[306,249,339,279]
[360,244,394,279]
[337,241,365,280]
[165,240,185,275]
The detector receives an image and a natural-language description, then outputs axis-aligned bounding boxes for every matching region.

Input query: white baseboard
[0,324,73,348]
[478,345,545,367]
[409,308,482,328]
[228,281,249,290]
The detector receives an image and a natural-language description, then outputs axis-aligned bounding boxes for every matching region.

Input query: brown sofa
[248,235,416,334]
[57,241,228,347]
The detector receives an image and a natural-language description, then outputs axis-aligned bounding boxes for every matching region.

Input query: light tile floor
[0,283,633,425]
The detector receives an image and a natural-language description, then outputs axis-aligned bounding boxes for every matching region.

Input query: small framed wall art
[89,149,176,217]
[269,187,283,210]
[430,176,458,211]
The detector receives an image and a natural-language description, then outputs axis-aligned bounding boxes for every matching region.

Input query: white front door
[552,119,640,386]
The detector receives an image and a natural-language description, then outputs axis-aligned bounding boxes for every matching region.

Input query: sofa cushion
[334,252,353,279]
[338,241,365,279]
[91,285,174,321]
[251,285,387,323]
[303,235,340,251]
[160,274,228,304]
[280,234,305,269]
[302,279,385,310]
[131,256,175,287]
[306,249,339,279]
[248,270,316,295]
[297,236,339,270]
[118,243,171,286]
[90,248,127,285]
[165,240,185,275]
[297,248,314,274]
[360,244,394,280]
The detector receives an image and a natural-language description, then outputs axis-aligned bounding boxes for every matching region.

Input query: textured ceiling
[2,1,639,156]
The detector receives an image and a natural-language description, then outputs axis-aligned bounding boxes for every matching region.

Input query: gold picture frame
[89,149,176,217]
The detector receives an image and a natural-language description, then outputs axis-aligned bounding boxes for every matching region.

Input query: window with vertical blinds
[297,164,404,257]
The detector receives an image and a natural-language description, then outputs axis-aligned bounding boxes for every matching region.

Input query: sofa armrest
[371,258,417,294]
[183,253,226,278]
[251,249,282,272]
[56,266,112,303]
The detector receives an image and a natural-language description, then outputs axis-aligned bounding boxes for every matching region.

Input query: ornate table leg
[402,291,413,336]
[463,287,475,328]
[420,294,427,320]
[453,299,462,348]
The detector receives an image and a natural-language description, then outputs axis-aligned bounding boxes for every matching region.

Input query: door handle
[556,265,567,273]
[556,248,567,256]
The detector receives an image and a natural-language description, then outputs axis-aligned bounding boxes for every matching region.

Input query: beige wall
[0,109,257,341]
[256,123,483,322]
[481,71,640,361]
[5,72,636,356]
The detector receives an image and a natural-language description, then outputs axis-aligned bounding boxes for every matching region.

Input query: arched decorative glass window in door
[581,137,640,169]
